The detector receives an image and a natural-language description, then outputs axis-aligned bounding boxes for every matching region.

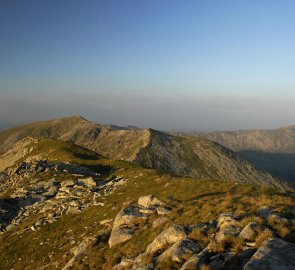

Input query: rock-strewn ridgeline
[101,196,295,270]
[0,159,126,232]
[0,116,291,190]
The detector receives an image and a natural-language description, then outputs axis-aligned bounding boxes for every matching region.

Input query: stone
[158,238,203,263]
[217,213,239,229]
[137,195,164,208]
[223,249,255,270]
[215,225,241,242]
[152,217,168,228]
[112,206,147,229]
[156,206,172,215]
[209,254,223,270]
[113,258,134,270]
[109,206,148,247]
[180,248,211,270]
[257,206,273,219]
[6,224,16,232]
[62,237,95,270]
[66,207,81,215]
[146,224,188,255]
[108,228,134,248]
[77,177,96,188]
[239,222,259,241]
[61,180,76,187]
[267,214,289,224]
[243,238,295,270]
[43,188,58,198]
[139,208,157,215]
[99,219,113,226]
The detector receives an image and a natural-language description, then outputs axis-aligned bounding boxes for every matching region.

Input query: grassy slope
[0,139,294,269]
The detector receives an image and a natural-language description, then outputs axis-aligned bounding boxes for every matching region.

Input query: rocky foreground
[0,136,294,269]
[0,159,126,233]
[97,196,295,270]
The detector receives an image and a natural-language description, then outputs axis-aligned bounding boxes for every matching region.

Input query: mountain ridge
[0,116,291,190]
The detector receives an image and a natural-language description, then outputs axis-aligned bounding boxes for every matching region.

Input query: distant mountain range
[0,116,290,190]
[201,126,295,183]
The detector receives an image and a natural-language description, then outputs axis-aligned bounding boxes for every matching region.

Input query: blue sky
[1,0,295,130]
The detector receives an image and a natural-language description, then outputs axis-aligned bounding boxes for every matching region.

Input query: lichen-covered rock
[180,248,211,270]
[137,195,164,208]
[217,213,239,229]
[109,206,148,247]
[243,238,295,270]
[215,225,241,242]
[146,224,188,255]
[239,222,259,241]
[109,228,134,248]
[158,238,203,263]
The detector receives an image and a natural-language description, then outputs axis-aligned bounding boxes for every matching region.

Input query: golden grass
[0,138,294,269]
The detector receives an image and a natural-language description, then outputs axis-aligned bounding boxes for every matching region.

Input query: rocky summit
[0,118,294,269]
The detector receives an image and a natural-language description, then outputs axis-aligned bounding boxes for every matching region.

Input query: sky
[1,0,295,131]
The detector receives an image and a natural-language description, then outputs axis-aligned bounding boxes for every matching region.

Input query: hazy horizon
[1,1,295,131]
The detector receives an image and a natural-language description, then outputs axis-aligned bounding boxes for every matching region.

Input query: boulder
[138,195,164,208]
[108,228,134,248]
[257,206,273,219]
[215,225,241,242]
[158,238,203,263]
[217,213,239,229]
[146,224,188,255]
[239,222,259,241]
[109,206,148,247]
[268,214,289,224]
[243,238,295,270]
[112,206,148,229]
[223,249,255,270]
[180,248,211,270]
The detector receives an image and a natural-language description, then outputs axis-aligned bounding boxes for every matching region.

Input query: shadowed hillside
[202,127,295,183]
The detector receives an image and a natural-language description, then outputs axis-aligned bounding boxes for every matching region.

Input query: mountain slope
[203,126,295,153]
[0,137,294,270]
[0,116,290,189]
[202,127,295,183]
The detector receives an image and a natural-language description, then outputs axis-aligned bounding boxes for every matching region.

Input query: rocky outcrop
[0,163,126,231]
[109,206,148,248]
[137,195,164,208]
[180,248,211,270]
[239,222,259,241]
[112,204,295,270]
[215,213,240,242]
[109,195,171,248]
[146,224,188,255]
[158,238,203,264]
[243,238,295,270]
